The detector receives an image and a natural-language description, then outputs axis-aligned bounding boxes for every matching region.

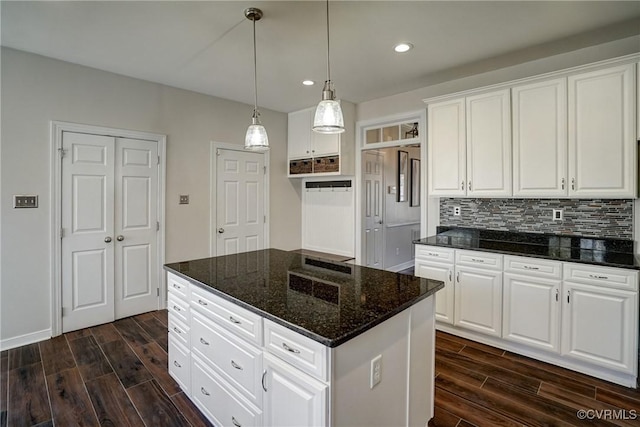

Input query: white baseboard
[0,328,51,352]
[386,260,415,273]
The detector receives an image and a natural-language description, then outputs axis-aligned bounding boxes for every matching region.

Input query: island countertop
[164,248,444,347]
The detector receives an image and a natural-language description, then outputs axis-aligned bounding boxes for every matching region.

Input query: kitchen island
[164,248,444,427]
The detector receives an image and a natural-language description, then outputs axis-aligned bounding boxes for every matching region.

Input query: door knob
[104,237,112,243]
[116,235,124,241]
[218,228,225,234]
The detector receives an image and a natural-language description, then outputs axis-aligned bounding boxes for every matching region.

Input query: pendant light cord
[252,17,259,115]
[325,0,331,83]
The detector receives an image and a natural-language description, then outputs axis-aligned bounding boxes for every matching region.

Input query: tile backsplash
[440,199,633,239]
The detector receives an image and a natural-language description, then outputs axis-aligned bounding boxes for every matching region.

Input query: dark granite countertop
[164,248,444,347]
[414,227,640,270]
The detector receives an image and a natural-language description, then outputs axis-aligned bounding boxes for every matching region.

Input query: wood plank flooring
[1,312,640,426]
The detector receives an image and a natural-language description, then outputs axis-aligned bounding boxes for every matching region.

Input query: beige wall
[0,47,301,343]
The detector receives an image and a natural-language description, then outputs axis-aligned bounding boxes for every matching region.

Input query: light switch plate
[14,195,38,208]
[179,195,189,205]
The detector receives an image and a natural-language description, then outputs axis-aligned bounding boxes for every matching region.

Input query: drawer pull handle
[198,299,208,306]
[229,316,241,325]
[282,343,301,354]
[470,258,484,263]
[201,387,210,396]
[231,360,243,370]
[232,416,242,427]
[172,283,181,289]
[262,370,267,392]
[173,360,181,368]
[200,337,210,346]
[428,252,439,257]
[173,327,182,334]
[589,274,609,280]
[173,305,181,312]
[523,266,539,270]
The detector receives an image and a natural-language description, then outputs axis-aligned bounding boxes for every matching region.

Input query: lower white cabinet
[415,261,454,324]
[454,265,502,337]
[263,352,327,427]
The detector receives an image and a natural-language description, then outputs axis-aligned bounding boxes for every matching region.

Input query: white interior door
[114,137,159,318]
[216,148,265,256]
[62,132,159,332]
[363,151,384,268]
[62,132,116,332]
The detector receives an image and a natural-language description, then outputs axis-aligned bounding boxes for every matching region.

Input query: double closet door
[61,131,159,333]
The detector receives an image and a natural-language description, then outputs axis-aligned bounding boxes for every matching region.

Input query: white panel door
[568,64,636,198]
[466,89,512,197]
[363,151,384,268]
[62,132,115,332]
[512,78,567,197]
[415,261,453,324]
[114,137,159,318]
[503,273,560,352]
[454,265,502,337]
[216,149,265,256]
[427,98,466,196]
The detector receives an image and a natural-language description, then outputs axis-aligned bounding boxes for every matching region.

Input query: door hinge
[263,166,266,175]
[61,307,65,317]
[58,148,67,158]
[264,215,266,224]
[60,228,65,239]
[217,149,221,156]
[156,221,160,231]
[157,288,160,297]
[157,155,160,165]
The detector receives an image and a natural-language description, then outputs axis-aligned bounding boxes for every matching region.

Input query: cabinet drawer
[168,315,190,348]
[191,285,263,347]
[192,355,262,427]
[168,336,190,394]
[168,292,189,325]
[192,311,263,408]
[264,319,328,382]
[167,272,190,301]
[563,263,639,291]
[415,245,455,263]
[504,256,562,279]
[456,250,503,270]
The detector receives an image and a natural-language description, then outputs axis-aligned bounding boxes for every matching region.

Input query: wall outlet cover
[453,206,461,216]
[370,354,382,389]
[179,195,189,205]
[553,209,563,221]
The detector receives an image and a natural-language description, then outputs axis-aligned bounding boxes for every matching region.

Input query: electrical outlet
[370,354,382,389]
[179,195,189,205]
[453,206,461,216]
[553,209,563,221]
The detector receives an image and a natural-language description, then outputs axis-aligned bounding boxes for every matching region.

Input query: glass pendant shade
[245,114,269,150]
[313,80,345,134]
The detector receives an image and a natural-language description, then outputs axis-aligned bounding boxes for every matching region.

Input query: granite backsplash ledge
[439,198,633,239]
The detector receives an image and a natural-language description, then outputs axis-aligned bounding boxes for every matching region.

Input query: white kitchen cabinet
[427,98,466,196]
[512,78,567,197]
[414,246,455,324]
[168,273,192,394]
[288,108,339,159]
[561,263,638,375]
[427,89,511,197]
[454,265,503,337]
[568,63,636,198]
[263,352,327,427]
[466,89,512,197]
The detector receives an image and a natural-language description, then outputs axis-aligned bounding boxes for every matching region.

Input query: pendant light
[312,0,345,134]
[244,7,269,151]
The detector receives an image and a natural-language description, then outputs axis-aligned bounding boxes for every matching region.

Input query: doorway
[210,143,269,256]
[52,122,166,335]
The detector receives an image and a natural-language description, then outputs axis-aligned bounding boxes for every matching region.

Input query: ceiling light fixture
[302,80,315,86]
[394,42,413,53]
[244,7,269,151]
[313,0,344,134]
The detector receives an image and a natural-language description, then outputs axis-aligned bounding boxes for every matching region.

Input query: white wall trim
[209,141,270,257]
[1,328,51,352]
[386,260,415,273]
[50,121,167,337]
[355,109,428,266]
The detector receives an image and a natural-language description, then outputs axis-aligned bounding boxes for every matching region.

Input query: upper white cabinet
[512,78,568,197]
[428,89,511,197]
[425,58,638,199]
[288,103,355,177]
[568,64,636,198]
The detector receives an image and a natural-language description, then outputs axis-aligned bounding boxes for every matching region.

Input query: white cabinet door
[454,265,502,337]
[466,89,512,197]
[561,282,637,374]
[263,352,327,427]
[311,126,340,157]
[415,261,454,324]
[512,78,567,197]
[427,98,466,196]
[288,109,312,159]
[503,273,561,353]
[568,64,636,198]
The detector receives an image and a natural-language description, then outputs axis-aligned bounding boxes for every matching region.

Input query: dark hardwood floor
[2,311,640,426]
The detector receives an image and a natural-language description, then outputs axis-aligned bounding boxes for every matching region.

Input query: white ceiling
[2,1,639,113]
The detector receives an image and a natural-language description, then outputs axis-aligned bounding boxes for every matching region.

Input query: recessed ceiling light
[394,43,413,53]
[302,80,315,86]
